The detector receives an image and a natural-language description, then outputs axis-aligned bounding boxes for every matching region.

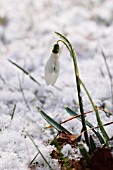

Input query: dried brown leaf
[91,147,113,170]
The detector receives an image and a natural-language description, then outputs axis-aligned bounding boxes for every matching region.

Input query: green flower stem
[71,49,90,148]
[57,40,71,52]
[55,32,89,147]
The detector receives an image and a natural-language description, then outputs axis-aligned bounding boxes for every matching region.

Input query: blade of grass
[11,104,16,120]
[89,135,96,153]
[78,142,91,164]
[79,78,109,146]
[9,59,60,91]
[28,152,39,168]
[65,106,105,144]
[0,74,6,84]
[18,75,30,110]
[27,133,53,170]
[36,106,70,133]
[8,59,41,85]
[100,47,113,113]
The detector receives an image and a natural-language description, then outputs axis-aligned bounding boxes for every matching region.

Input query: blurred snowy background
[0,0,113,169]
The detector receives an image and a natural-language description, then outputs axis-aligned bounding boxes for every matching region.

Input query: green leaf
[78,142,91,164]
[79,78,109,146]
[65,106,105,144]
[90,135,96,153]
[36,106,70,133]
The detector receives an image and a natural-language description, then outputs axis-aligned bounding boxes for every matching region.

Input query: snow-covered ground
[0,0,113,169]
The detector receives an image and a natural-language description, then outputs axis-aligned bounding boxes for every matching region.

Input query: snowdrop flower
[45,44,60,86]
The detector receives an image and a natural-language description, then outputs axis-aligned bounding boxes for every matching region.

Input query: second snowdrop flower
[45,44,60,86]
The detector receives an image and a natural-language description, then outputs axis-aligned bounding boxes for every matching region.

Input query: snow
[0,0,113,169]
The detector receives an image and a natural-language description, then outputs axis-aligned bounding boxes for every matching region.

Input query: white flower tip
[45,80,51,86]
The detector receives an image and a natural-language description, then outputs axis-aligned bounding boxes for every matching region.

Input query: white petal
[51,60,60,86]
[45,53,60,86]
[51,72,59,86]
[45,71,52,85]
[45,56,54,85]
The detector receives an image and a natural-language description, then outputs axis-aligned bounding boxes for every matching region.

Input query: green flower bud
[52,44,59,54]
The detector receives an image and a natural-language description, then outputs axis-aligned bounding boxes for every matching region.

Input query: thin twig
[77,121,113,139]
[46,110,94,129]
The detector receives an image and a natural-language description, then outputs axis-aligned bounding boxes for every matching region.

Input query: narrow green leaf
[18,75,30,110]
[27,133,53,170]
[100,48,112,80]
[79,78,109,146]
[36,106,70,133]
[100,47,113,112]
[65,106,105,144]
[29,152,39,167]
[78,142,91,164]
[11,104,16,120]
[8,59,40,85]
[89,135,96,153]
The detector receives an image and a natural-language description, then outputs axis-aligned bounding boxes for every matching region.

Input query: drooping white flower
[45,44,60,86]
[45,53,60,86]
